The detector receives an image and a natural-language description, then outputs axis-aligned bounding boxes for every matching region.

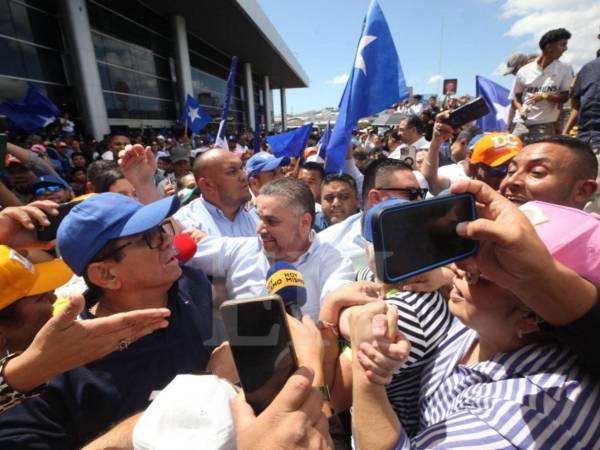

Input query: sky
[257,0,600,116]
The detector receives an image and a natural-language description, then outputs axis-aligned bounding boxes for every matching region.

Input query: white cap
[157,135,165,141]
[133,375,237,450]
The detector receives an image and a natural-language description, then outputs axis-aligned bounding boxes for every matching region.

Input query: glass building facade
[0,0,78,116]
[0,0,290,136]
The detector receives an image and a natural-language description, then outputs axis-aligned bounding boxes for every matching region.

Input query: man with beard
[186,177,355,320]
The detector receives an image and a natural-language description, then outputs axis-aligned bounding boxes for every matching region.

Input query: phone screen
[372,194,478,283]
[221,296,298,414]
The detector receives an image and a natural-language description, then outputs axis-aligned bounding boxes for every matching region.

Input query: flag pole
[216,56,238,149]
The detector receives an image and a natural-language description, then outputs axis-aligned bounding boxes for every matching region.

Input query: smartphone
[220,295,298,415]
[370,194,478,284]
[36,198,84,242]
[442,97,490,129]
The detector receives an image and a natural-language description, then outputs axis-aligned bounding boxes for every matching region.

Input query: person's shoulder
[318,212,361,240]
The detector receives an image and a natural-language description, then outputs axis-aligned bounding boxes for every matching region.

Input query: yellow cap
[0,246,73,310]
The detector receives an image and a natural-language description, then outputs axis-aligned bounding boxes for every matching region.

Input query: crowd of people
[0,26,599,450]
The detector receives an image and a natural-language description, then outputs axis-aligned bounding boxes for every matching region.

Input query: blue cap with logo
[31,175,71,193]
[57,193,180,276]
[363,198,408,242]
[245,152,290,179]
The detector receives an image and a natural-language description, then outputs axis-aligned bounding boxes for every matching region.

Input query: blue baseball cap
[31,175,71,193]
[57,193,180,276]
[245,152,290,179]
[363,198,408,242]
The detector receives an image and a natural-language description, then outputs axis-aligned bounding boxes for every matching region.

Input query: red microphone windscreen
[173,233,197,262]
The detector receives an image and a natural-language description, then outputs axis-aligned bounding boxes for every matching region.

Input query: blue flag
[24,84,60,117]
[324,0,408,173]
[317,122,332,159]
[183,94,211,134]
[267,123,313,159]
[215,56,238,149]
[0,84,59,132]
[476,75,511,132]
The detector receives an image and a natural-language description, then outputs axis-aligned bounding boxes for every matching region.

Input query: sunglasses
[479,164,509,177]
[374,187,428,201]
[101,221,176,261]
[34,185,64,196]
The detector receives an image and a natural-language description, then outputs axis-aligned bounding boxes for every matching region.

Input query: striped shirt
[356,266,453,436]
[395,320,600,449]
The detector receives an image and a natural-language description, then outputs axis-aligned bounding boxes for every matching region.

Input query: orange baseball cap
[469,132,523,167]
[0,246,73,310]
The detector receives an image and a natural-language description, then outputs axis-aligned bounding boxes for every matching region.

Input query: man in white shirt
[510,28,573,143]
[319,159,427,270]
[101,133,130,161]
[174,148,257,237]
[188,177,355,319]
[388,116,430,165]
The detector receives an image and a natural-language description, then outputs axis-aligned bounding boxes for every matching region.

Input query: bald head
[193,147,251,214]
[193,148,234,180]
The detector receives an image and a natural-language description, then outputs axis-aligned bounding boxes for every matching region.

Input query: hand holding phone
[220,296,299,414]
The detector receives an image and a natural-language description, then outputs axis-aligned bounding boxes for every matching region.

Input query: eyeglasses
[479,164,509,177]
[374,187,427,201]
[99,221,175,261]
[34,185,63,196]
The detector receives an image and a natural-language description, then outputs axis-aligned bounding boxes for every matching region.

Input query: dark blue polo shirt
[571,57,600,149]
[0,266,218,449]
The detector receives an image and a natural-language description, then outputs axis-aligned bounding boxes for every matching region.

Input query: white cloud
[427,74,443,84]
[326,73,349,85]
[498,0,600,69]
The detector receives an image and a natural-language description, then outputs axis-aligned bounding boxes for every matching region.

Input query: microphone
[266,262,307,320]
[173,233,197,263]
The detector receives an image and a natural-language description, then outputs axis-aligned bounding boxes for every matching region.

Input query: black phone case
[443,97,490,129]
[370,193,479,284]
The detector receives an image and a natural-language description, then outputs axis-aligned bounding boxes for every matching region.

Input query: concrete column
[263,75,272,131]
[280,88,287,131]
[244,62,255,129]
[171,15,193,114]
[59,0,109,140]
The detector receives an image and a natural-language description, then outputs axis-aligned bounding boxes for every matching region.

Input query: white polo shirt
[509,59,573,126]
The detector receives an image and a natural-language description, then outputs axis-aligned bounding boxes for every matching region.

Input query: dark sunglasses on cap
[34,185,64,196]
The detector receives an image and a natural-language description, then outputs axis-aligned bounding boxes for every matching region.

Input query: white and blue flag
[476,75,511,132]
[182,94,211,134]
[325,0,408,173]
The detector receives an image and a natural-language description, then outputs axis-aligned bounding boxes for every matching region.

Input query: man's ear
[249,177,260,196]
[367,189,381,207]
[86,261,122,291]
[301,211,313,232]
[572,179,598,206]
[197,177,213,196]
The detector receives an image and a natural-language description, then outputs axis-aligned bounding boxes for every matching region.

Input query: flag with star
[324,0,408,173]
[476,75,511,132]
[183,94,211,134]
[0,84,59,132]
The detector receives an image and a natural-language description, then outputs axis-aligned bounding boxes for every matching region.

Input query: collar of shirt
[201,197,244,222]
